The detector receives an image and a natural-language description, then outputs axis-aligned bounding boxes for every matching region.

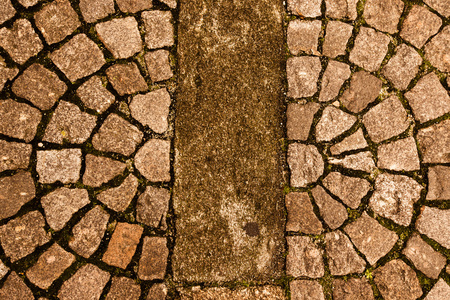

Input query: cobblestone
[311,185,347,230]
[329,129,368,155]
[106,277,141,300]
[425,279,450,300]
[137,186,170,229]
[36,149,82,183]
[287,56,322,98]
[286,236,324,278]
[0,272,34,300]
[349,27,390,72]
[0,99,41,142]
[18,0,40,7]
[416,206,450,249]
[322,21,353,58]
[287,20,321,55]
[325,230,365,275]
[77,75,115,113]
[333,278,375,300]
[290,280,324,300]
[288,143,324,187]
[138,237,168,280]
[325,0,358,20]
[377,137,421,171]
[427,165,450,200]
[322,172,370,209]
[83,154,125,187]
[0,260,7,280]
[364,0,404,34]
[288,0,322,17]
[424,0,450,17]
[0,140,32,172]
[425,26,450,73]
[286,102,320,140]
[0,171,35,220]
[116,0,152,13]
[98,174,138,212]
[142,10,174,49]
[106,62,148,95]
[135,139,171,182]
[79,0,115,23]
[178,286,284,300]
[328,151,376,173]
[285,192,323,234]
[0,57,18,91]
[319,60,351,102]
[145,50,173,82]
[340,71,382,113]
[316,106,357,142]
[417,119,450,163]
[0,0,15,25]
[400,5,442,49]
[147,284,168,300]
[382,44,422,90]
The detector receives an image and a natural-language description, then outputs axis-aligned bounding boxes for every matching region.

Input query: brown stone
[36,149,82,183]
[0,260,8,280]
[416,206,450,249]
[0,140,31,172]
[288,0,322,17]
[329,129,368,155]
[92,114,143,156]
[178,286,285,300]
[0,0,15,25]
[374,259,422,300]
[364,0,404,34]
[322,172,371,209]
[17,0,40,7]
[34,0,80,45]
[105,277,141,300]
[97,175,138,212]
[425,279,450,300]
[322,21,353,58]
[0,19,43,64]
[340,71,382,113]
[382,44,422,90]
[403,233,446,279]
[290,280,324,300]
[145,50,173,82]
[286,102,320,140]
[377,137,420,171]
[333,278,375,300]
[427,165,450,200]
[69,206,109,258]
[319,60,351,102]
[137,186,170,229]
[26,243,75,289]
[325,230,366,275]
[417,119,450,163]
[96,17,142,59]
[349,27,390,72]
[0,99,41,142]
[147,284,167,300]
[116,0,152,13]
[0,57,18,91]
[425,26,450,73]
[106,63,148,96]
[424,0,450,17]
[0,171,35,220]
[363,95,410,143]
[328,151,376,173]
[79,0,115,23]
[77,76,115,113]
[401,5,442,49]
[135,139,171,182]
[344,212,398,265]
[0,211,50,262]
[50,34,105,82]
[311,186,347,229]
[58,264,110,300]
[161,0,176,9]
[83,154,126,187]
[138,237,168,280]
[287,56,322,98]
[285,192,323,234]
[286,236,324,278]
[288,143,324,187]
[142,10,174,49]
[325,0,358,20]
[103,222,143,269]
[287,20,321,55]
[316,106,357,142]
[0,272,33,300]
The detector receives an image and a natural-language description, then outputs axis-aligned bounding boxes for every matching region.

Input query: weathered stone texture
[142,10,174,49]
[322,172,370,209]
[424,0,450,17]
[18,0,40,7]
[79,0,115,23]
[349,27,390,72]
[137,186,170,229]
[98,175,138,212]
[138,237,168,280]
[427,166,450,200]
[325,0,358,20]
[178,286,285,300]
[106,63,148,95]
[328,151,376,173]
[377,137,421,171]
[319,60,351,102]
[333,278,375,300]
[316,106,356,142]
[416,206,450,249]
[0,140,31,173]
[0,260,8,280]
[417,119,450,163]
[325,231,365,275]
[77,76,115,113]
[36,149,82,183]
[340,71,382,113]
[290,280,324,300]
[285,192,322,234]
[401,5,442,49]
[83,155,126,187]
[286,102,320,140]
[135,139,171,182]
[0,99,41,142]
[146,50,173,82]
[288,143,324,187]
[0,272,34,300]
[0,58,18,91]
[0,171,35,220]
[105,277,141,300]
[103,223,143,269]
[0,0,15,25]
[364,0,404,34]
[287,20,321,55]
[116,0,152,13]
[287,236,324,278]
[311,186,347,230]
[287,56,321,98]
[382,44,422,90]
[161,0,176,9]
[322,21,353,58]
[329,129,368,155]
[288,0,321,17]
[425,26,450,73]
[147,284,168,300]
[425,279,450,300]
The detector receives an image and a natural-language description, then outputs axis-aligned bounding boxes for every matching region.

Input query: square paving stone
[0,171,35,220]
[138,237,168,280]
[349,27,390,72]
[286,236,324,278]
[316,106,357,142]
[98,174,138,212]
[382,44,422,90]
[12,64,67,110]
[287,0,322,17]
[116,0,152,13]
[416,206,450,249]
[329,128,368,155]
[147,284,167,300]
[105,277,141,300]
[312,186,347,230]
[137,186,170,229]
[34,0,80,45]
[0,0,15,25]
[135,139,171,182]
[286,102,320,140]
[0,272,34,300]
[287,20,321,55]
[427,165,450,200]
[287,56,322,98]
[425,26,450,73]
[340,71,382,113]
[290,280,324,300]
[377,137,421,172]
[400,5,442,49]
[325,230,365,275]
[142,10,174,49]
[0,99,41,142]
[79,0,115,23]
[77,75,115,113]
[325,0,358,20]
[364,0,404,34]
[58,264,110,300]
[287,143,324,187]
[26,243,75,289]
[425,279,450,300]
[50,34,106,82]
[0,211,50,262]
[417,119,450,163]
[83,154,126,187]
[322,172,371,209]
[328,151,376,173]
[0,57,18,91]
[319,60,351,102]
[43,101,97,144]
[322,21,353,58]
[106,62,148,95]
[0,140,32,172]
[424,0,450,17]
[36,149,82,183]
[96,17,142,59]
[285,192,323,234]
[0,19,43,65]
[145,50,173,82]
[333,278,375,300]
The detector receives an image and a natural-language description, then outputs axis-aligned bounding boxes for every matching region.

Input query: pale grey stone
[0,171,35,221]
[319,60,351,102]
[0,58,18,91]
[382,44,422,90]
[106,62,148,95]
[0,0,15,25]
[138,237,168,280]
[77,76,115,113]
[0,272,33,300]
[425,26,450,73]
[340,71,382,113]
[105,277,141,300]
[325,0,358,20]
[417,119,450,163]
[145,50,173,82]
[79,0,115,23]
[37,149,82,183]
[286,102,320,140]
[0,140,32,172]
[287,56,322,98]
[316,106,357,142]
[325,231,366,275]
[322,21,353,58]
[401,5,442,49]
[377,137,421,171]
[142,10,174,49]
[288,0,322,17]
[425,279,450,300]
[333,278,375,300]
[364,0,404,34]
[291,280,324,300]
[288,143,324,187]
[427,166,450,200]
[136,186,170,229]
[97,175,138,212]
[330,129,368,155]
[424,0,450,17]
[322,172,371,209]
[116,0,152,13]
[0,260,8,280]
[83,154,126,187]
[311,186,347,230]
[329,151,376,173]
[349,27,390,72]
[135,139,171,182]
[287,236,324,278]
[287,20,321,55]
[417,206,450,249]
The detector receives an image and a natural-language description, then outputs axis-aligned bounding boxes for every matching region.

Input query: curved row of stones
[0,0,176,299]
[285,0,450,299]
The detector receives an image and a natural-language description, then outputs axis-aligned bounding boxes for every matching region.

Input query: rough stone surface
[425,26,450,73]
[147,284,168,300]
[333,278,375,300]
[382,44,422,90]
[349,27,390,72]
[311,186,347,230]
[41,188,89,231]
[116,0,152,13]
[377,137,420,171]
[69,206,109,258]
[405,73,450,123]
[0,272,34,300]
[285,192,322,234]
[401,5,442,49]
[138,237,168,280]
[329,129,368,155]
[288,0,321,17]
[0,19,43,64]
[105,277,141,300]
[286,236,324,278]
[290,280,324,300]
[329,151,376,173]
[425,279,450,300]
[137,186,170,228]
[319,60,351,102]
[364,0,404,34]
[374,259,422,300]
[12,63,67,110]
[34,0,80,44]
[92,114,143,156]
[96,17,142,59]
[36,149,81,183]
[403,233,446,279]
[287,20,321,55]
[322,172,371,209]
[77,76,115,113]
[325,0,358,20]
[26,243,75,289]
[286,102,320,140]
[287,56,321,98]
[322,21,353,58]
[98,175,138,212]
[178,286,285,300]
[0,171,35,220]
[363,95,410,143]
[288,143,324,187]
[424,0,450,17]
[417,206,450,249]
[79,0,115,23]
[83,154,126,187]
[58,264,110,300]
[0,260,8,280]
[161,0,176,9]
[50,34,105,82]
[142,10,174,49]
[427,166,450,200]
[17,0,40,7]
[135,139,171,182]
[417,119,450,163]
[340,71,382,113]
[0,0,15,25]
[146,50,173,82]
[0,58,18,91]
[316,106,357,141]
[103,222,143,269]
[0,140,31,172]
[325,231,366,275]
[0,99,41,142]
[130,88,171,133]
[344,212,398,265]
[0,211,50,262]
[106,63,148,96]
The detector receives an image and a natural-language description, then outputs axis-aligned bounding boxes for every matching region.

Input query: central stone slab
[173,0,285,282]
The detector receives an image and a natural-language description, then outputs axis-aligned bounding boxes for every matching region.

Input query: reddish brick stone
[103,223,143,269]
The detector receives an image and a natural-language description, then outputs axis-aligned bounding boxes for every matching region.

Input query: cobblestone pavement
[0,0,449,299]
